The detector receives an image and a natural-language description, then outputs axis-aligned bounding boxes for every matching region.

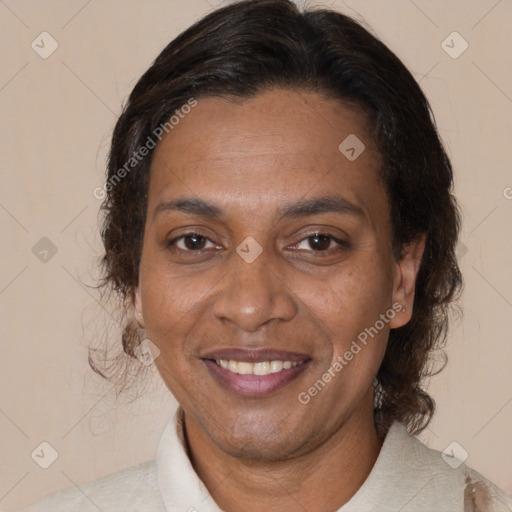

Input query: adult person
[19,0,512,510]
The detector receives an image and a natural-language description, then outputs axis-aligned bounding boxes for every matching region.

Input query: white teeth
[215,359,303,375]
[253,361,271,375]
[237,362,253,375]
[270,360,283,373]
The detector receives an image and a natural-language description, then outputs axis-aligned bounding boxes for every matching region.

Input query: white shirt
[18,408,512,511]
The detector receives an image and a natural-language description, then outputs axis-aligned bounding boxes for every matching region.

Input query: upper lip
[201,348,310,363]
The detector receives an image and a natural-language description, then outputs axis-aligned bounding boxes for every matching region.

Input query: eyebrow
[153,198,223,220]
[280,196,365,220]
[152,196,366,222]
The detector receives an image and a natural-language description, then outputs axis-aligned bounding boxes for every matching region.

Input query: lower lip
[203,359,310,397]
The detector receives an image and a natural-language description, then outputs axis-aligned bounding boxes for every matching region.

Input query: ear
[389,233,427,329]
[134,286,145,329]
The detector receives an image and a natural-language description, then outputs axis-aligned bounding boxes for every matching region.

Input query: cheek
[139,266,211,350]
[139,270,211,396]
[299,257,393,364]
[299,255,392,325]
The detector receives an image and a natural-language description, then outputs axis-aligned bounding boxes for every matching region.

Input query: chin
[215,434,307,462]
[205,411,317,461]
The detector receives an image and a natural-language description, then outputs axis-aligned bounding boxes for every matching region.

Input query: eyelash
[166,232,350,256]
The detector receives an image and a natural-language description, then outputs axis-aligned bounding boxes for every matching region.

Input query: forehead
[148,88,387,230]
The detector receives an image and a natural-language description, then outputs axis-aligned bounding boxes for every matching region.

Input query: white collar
[157,407,223,511]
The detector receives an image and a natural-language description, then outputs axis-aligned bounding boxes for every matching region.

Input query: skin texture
[134,88,426,511]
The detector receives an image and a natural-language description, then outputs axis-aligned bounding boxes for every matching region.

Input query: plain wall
[1,0,511,508]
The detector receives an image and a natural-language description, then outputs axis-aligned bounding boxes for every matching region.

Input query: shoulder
[461,465,512,512]
[391,423,512,511]
[17,460,165,512]
[346,422,512,511]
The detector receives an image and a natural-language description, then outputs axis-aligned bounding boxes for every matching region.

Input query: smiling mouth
[204,355,310,397]
[214,359,306,376]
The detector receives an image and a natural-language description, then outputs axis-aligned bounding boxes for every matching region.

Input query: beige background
[1,0,511,509]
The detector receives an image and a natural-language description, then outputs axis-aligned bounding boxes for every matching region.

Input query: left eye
[294,233,347,252]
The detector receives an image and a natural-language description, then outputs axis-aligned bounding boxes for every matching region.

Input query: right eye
[166,232,219,253]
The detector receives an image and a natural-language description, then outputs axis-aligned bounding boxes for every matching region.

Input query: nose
[211,250,298,333]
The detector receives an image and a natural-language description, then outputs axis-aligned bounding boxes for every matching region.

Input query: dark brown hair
[92,0,463,436]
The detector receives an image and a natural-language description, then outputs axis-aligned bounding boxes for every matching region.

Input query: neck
[183,389,384,512]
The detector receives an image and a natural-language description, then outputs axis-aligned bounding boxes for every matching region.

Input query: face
[135,88,423,460]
